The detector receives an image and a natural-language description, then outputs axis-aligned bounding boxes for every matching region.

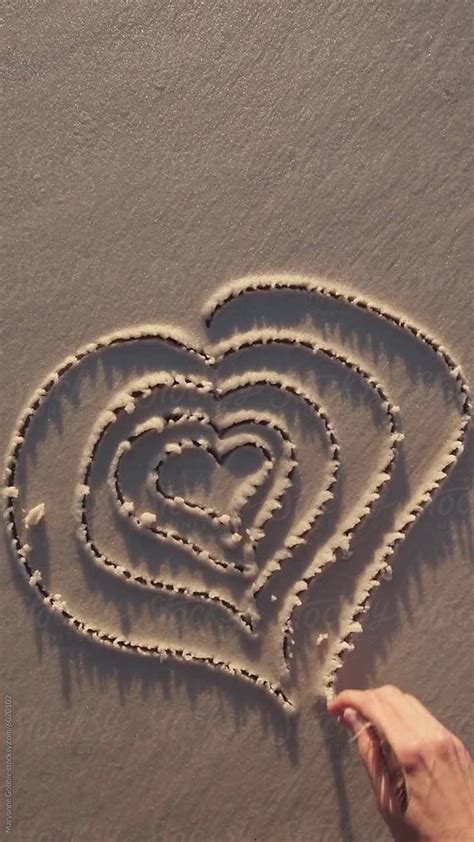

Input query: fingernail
[342,707,358,726]
[341,707,365,733]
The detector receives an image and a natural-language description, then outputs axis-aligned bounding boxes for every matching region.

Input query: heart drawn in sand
[113,409,287,577]
[153,429,277,562]
[4,274,471,710]
[75,363,327,645]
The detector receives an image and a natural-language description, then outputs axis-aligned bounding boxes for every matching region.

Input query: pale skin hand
[327,686,474,842]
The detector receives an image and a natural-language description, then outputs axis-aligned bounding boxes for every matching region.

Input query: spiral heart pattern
[4,275,470,710]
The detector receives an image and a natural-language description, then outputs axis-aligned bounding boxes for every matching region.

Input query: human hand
[327,685,474,842]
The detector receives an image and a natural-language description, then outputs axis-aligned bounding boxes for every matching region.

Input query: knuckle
[377,684,400,699]
[451,736,468,764]
[403,693,418,705]
[435,731,460,760]
[452,736,467,756]
[400,732,458,770]
[398,741,426,771]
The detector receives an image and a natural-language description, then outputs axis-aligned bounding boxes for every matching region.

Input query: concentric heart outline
[76,365,338,642]
[145,408,301,552]
[131,418,279,554]
[153,434,272,532]
[206,274,471,693]
[3,275,471,711]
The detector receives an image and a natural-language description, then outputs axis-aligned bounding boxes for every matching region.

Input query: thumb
[341,708,382,786]
[340,706,369,738]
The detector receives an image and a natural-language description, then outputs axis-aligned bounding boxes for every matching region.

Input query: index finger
[327,687,409,751]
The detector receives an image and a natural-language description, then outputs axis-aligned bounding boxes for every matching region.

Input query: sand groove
[3,276,470,709]
[205,275,471,693]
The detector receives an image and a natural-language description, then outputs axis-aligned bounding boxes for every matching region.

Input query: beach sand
[1,3,472,840]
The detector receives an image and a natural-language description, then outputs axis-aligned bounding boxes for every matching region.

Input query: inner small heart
[156,437,271,544]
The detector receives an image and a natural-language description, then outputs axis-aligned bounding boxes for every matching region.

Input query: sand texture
[1,2,472,841]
